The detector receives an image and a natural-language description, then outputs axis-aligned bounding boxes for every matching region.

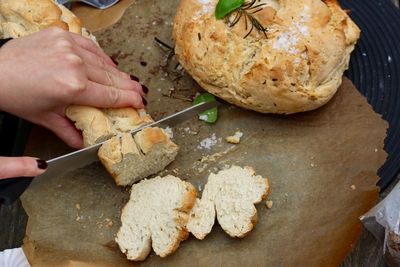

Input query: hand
[0,27,146,150]
[0,157,47,179]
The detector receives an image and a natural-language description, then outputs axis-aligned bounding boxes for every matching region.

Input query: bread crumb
[374,148,378,152]
[96,221,103,229]
[226,131,243,144]
[184,127,198,135]
[266,200,273,209]
[75,203,81,210]
[350,185,356,190]
[105,218,113,228]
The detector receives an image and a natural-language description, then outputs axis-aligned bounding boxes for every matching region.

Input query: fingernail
[130,75,139,82]
[141,84,149,94]
[111,57,119,66]
[142,97,147,106]
[37,159,48,170]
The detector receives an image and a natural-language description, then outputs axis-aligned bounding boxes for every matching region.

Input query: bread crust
[160,182,197,257]
[0,0,81,37]
[173,0,360,114]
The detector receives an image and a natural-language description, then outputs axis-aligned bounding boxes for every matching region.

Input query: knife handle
[0,177,33,205]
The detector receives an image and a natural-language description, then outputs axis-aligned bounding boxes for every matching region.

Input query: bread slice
[187,166,270,239]
[66,105,179,186]
[116,175,197,261]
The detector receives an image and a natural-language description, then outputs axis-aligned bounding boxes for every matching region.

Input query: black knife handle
[0,177,33,205]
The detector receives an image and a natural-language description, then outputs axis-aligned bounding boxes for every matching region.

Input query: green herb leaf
[215,0,245,19]
[193,93,218,123]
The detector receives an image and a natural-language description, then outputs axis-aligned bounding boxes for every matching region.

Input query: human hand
[0,27,146,150]
[0,157,47,179]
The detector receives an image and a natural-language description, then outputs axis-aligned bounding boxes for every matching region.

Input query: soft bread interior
[116,176,196,261]
[187,166,270,238]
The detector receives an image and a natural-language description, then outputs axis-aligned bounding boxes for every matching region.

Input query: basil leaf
[193,93,219,123]
[215,0,244,19]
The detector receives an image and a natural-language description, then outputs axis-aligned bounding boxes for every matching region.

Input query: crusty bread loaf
[173,0,360,114]
[187,166,270,238]
[116,175,197,261]
[66,105,179,186]
[0,0,81,37]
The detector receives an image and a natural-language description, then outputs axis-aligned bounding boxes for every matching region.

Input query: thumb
[44,114,84,149]
[0,156,47,179]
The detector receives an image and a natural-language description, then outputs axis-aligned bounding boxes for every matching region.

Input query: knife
[0,101,219,205]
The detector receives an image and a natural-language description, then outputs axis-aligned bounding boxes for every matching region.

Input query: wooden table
[1,1,399,266]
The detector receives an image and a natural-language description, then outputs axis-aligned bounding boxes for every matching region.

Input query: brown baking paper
[71,0,135,32]
[20,1,387,266]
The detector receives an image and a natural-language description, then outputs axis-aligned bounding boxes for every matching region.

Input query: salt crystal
[199,114,209,121]
[198,133,218,149]
[163,127,174,138]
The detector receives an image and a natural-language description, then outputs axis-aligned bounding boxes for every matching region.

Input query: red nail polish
[130,75,139,82]
[37,159,48,170]
[141,84,149,94]
[142,97,147,106]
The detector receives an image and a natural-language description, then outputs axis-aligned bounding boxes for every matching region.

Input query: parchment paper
[20,1,388,266]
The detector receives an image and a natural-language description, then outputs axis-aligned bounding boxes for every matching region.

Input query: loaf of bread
[187,166,270,239]
[0,0,82,37]
[116,175,197,261]
[173,0,360,114]
[66,106,179,186]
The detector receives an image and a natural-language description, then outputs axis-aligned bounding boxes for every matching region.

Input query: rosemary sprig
[221,0,268,39]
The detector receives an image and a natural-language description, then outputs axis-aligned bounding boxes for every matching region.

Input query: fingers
[76,81,145,109]
[75,44,145,96]
[69,32,116,68]
[85,64,144,96]
[0,156,47,179]
[46,114,84,149]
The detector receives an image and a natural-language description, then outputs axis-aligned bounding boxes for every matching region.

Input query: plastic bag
[360,181,400,266]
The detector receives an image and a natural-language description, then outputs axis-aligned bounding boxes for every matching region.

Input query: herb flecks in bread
[173,0,360,114]
[187,166,270,239]
[116,176,197,261]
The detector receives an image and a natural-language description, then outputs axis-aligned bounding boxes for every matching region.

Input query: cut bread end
[99,128,179,186]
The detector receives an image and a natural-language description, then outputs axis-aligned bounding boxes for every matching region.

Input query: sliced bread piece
[187,166,270,239]
[66,105,179,186]
[116,175,197,261]
[98,128,178,186]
